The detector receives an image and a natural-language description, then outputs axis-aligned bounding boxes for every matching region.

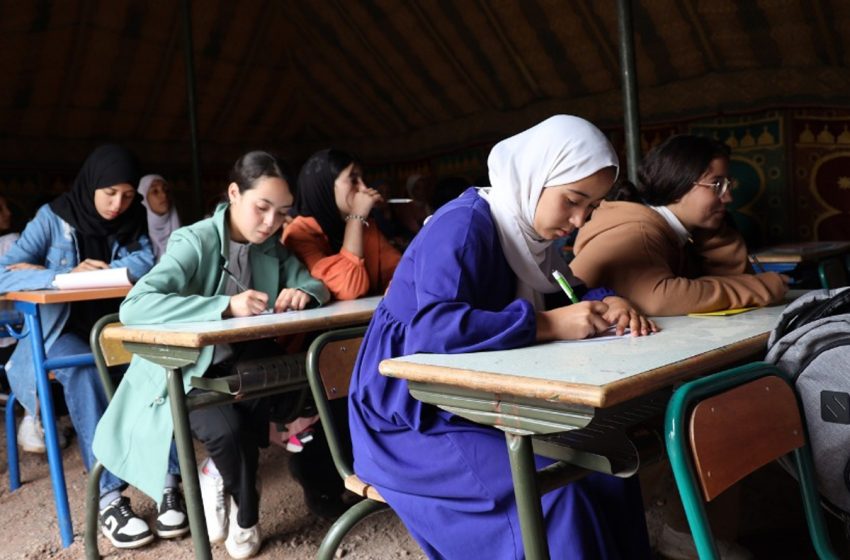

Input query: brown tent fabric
[1,0,849,169]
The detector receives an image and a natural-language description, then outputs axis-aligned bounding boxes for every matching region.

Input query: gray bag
[765,287,850,518]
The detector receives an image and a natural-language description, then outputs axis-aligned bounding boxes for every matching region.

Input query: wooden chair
[305,326,393,560]
[665,361,839,559]
[818,256,849,290]
[84,313,309,559]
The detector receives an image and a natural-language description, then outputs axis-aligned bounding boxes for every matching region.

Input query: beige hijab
[479,115,618,308]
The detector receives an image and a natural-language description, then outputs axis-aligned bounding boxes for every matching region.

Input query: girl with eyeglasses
[570,134,789,317]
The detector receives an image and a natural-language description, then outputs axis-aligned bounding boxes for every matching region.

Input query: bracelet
[345,214,370,227]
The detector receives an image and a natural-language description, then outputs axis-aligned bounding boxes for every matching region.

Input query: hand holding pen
[221,265,268,317]
[749,254,793,287]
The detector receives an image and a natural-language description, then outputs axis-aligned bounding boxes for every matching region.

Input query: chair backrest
[89,312,130,401]
[666,361,838,560]
[818,256,849,290]
[306,326,367,481]
[688,375,803,501]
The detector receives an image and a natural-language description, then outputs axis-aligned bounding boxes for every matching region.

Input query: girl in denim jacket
[0,144,164,549]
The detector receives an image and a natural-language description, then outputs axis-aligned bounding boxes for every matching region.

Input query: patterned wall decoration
[791,111,850,242]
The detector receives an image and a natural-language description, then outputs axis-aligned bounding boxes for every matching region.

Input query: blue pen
[552,270,580,304]
[748,254,764,274]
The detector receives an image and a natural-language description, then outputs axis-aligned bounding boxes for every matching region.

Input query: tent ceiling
[1,0,848,169]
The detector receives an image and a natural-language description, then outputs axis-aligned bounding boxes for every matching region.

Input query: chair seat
[344,474,386,502]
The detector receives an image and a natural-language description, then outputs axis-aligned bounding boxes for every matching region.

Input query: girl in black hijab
[50,144,148,265]
[0,144,166,550]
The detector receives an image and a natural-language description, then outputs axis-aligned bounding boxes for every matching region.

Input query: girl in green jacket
[94,151,329,559]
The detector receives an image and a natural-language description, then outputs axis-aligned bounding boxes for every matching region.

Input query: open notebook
[51,267,132,290]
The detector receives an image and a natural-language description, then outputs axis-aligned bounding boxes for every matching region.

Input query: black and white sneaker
[156,487,190,539]
[99,496,155,549]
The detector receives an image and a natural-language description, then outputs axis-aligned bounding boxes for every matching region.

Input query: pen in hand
[552,270,580,304]
[748,254,764,274]
[221,264,249,292]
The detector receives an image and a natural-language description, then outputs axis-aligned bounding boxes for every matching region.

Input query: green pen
[552,270,580,304]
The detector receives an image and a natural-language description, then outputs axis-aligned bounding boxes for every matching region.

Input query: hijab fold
[479,115,618,309]
[50,144,146,263]
[138,174,180,260]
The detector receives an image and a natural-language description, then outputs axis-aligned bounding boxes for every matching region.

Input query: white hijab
[479,115,618,309]
[138,174,181,261]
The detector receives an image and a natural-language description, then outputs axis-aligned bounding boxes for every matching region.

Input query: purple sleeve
[405,205,537,354]
[582,286,616,302]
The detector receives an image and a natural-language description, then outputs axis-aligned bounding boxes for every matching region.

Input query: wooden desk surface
[380,303,787,409]
[1,286,131,304]
[753,240,850,263]
[102,296,382,348]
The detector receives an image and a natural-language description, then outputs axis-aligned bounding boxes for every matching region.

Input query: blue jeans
[48,333,180,497]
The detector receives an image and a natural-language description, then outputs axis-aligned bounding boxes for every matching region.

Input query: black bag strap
[776,289,850,339]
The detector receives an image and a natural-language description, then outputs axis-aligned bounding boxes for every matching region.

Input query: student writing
[348,115,656,559]
[94,151,329,559]
[570,134,789,316]
[0,145,163,549]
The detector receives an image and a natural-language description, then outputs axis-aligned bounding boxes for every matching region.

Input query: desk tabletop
[1,286,131,304]
[102,296,382,348]
[753,240,850,263]
[380,303,787,409]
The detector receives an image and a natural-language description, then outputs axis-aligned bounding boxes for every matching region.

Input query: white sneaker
[17,414,67,453]
[225,496,261,559]
[654,522,753,560]
[198,458,228,544]
[99,496,155,549]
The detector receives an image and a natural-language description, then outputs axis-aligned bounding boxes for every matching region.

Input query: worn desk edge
[102,310,375,348]
[379,333,769,409]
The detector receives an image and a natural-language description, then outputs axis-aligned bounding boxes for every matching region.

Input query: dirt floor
[1,411,846,560]
[0,414,425,560]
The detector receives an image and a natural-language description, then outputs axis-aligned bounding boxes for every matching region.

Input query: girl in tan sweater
[570,134,789,316]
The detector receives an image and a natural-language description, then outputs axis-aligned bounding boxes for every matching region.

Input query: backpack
[765,287,850,521]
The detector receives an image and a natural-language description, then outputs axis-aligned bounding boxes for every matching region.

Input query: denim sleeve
[111,234,155,282]
[0,207,61,291]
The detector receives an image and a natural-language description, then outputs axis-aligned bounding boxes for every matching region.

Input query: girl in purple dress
[349,115,656,559]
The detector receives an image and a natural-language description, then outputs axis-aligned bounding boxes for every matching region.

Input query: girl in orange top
[283,149,401,300]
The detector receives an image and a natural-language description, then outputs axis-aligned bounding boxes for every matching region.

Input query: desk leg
[166,366,212,560]
[506,432,550,560]
[20,302,74,547]
[6,392,21,491]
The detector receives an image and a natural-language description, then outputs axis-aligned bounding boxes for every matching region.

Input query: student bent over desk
[0,144,163,549]
[349,115,656,559]
[94,151,330,559]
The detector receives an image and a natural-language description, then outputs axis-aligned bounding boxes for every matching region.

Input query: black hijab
[295,149,355,252]
[50,144,146,262]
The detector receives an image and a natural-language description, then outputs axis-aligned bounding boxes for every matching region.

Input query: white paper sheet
[52,267,131,290]
[555,326,632,343]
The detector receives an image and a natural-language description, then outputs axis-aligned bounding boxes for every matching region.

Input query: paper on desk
[556,326,631,343]
[52,267,131,290]
[687,307,756,317]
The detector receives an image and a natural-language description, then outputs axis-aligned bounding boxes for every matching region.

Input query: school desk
[379,302,791,560]
[753,240,850,264]
[99,296,381,560]
[1,286,131,548]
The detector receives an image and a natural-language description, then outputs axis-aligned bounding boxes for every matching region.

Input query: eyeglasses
[693,177,733,198]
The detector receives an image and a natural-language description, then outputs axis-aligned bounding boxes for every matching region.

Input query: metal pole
[616,0,641,183]
[180,0,203,220]
[506,432,550,560]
